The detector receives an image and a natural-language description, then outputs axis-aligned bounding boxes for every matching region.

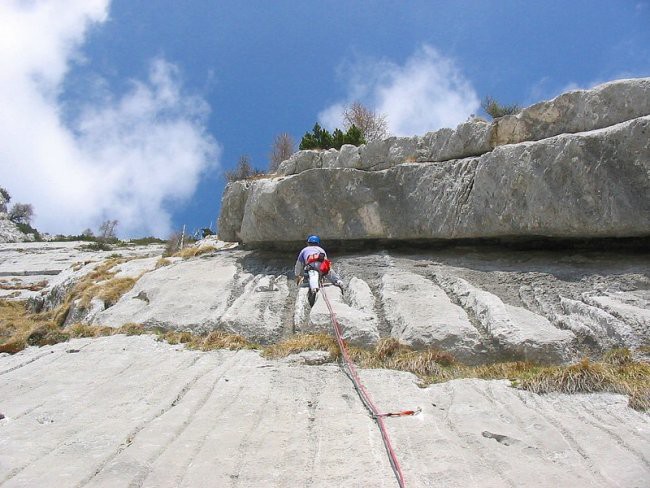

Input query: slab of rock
[297,284,380,346]
[558,296,639,350]
[1,336,648,487]
[437,274,575,363]
[0,241,163,304]
[0,216,33,243]
[492,77,650,146]
[582,291,650,345]
[219,274,289,343]
[93,254,238,332]
[380,271,482,362]
[220,115,650,243]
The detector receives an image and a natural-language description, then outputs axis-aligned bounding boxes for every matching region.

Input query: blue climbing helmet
[306,234,321,245]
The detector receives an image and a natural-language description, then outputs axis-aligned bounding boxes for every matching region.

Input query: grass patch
[260,337,649,411]
[262,333,339,359]
[0,301,71,353]
[173,245,217,259]
[79,276,138,308]
[0,257,142,352]
[155,258,171,268]
[44,257,133,326]
[67,323,114,338]
[195,331,258,351]
[116,322,147,336]
[157,330,257,351]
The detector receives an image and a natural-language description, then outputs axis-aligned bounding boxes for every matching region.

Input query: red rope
[320,285,409,488]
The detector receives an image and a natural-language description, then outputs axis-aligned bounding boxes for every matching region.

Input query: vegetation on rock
[299,123,365,150]
[268,132,295,172]
[342,102,389,142]
[481,96,522,118]
[225,155,265,182]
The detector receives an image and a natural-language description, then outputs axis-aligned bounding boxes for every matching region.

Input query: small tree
[98,219,118,242]
[225,155,263,182]
[481,96,521,119]
[299,123,365,150]
[343,124,364,146]
[8,203,34,224]
[269,133,295,172]
[164,231,183,256]
[81,228,94,238]
[342,102,389,141]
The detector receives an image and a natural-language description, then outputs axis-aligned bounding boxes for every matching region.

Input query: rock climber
[294,234,344,307]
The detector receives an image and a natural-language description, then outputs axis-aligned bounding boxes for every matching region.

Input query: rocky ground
[1,241,648,364]
[1,335,649,488]
[0,241,648,487]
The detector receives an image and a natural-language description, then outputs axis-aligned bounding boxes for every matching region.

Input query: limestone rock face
[296,283,380,347]
[219,78,650,244]
[222,116,650,243]
[436,274,575,363]
[219,273,290,344]
[1,241,648,364]
[3,336,649,487]
[492,77,650,145]
[380,271,482,362]
[0,216,33,243]
[93,255,239,333]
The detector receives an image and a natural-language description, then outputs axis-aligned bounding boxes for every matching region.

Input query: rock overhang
[218,78,650,247]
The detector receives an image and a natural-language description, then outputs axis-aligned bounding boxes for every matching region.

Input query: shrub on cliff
[299,123,365,150]
[268,133,295,172]
[482,96,521,118]
[225,155,265,182]
[342,102,389,141]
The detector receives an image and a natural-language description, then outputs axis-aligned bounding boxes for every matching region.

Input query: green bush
[299,123,365,150]
[128,236,166,246]
[482,96,521,119]
[16,222,41,241]
[81,242,112,252]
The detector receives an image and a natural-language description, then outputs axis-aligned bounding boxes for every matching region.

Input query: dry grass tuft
[519,358,612,395]
[116,323,147,336]
[0,301,71,353]
[159,331,194,345]
[195,331,256,351]
[262,333,339,359]
[603,348,633,366]
[40,258,129,327]
[67,323,114,338]
[155,258,171,268]
[174,245,216,259]
[385,350,456,378]
[0,280,48,291]
[79,277,138,308]
[374,337,401,360]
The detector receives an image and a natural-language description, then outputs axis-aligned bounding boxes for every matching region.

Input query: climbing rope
[320,285,418,488]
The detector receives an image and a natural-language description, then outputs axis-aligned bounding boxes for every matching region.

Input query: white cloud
[0,0,220,237]
[319,45,480,137]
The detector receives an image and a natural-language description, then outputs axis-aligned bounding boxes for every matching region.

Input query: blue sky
[1,0,649,238]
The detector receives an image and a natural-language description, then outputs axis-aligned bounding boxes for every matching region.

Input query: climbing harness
[320,286,419,488]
